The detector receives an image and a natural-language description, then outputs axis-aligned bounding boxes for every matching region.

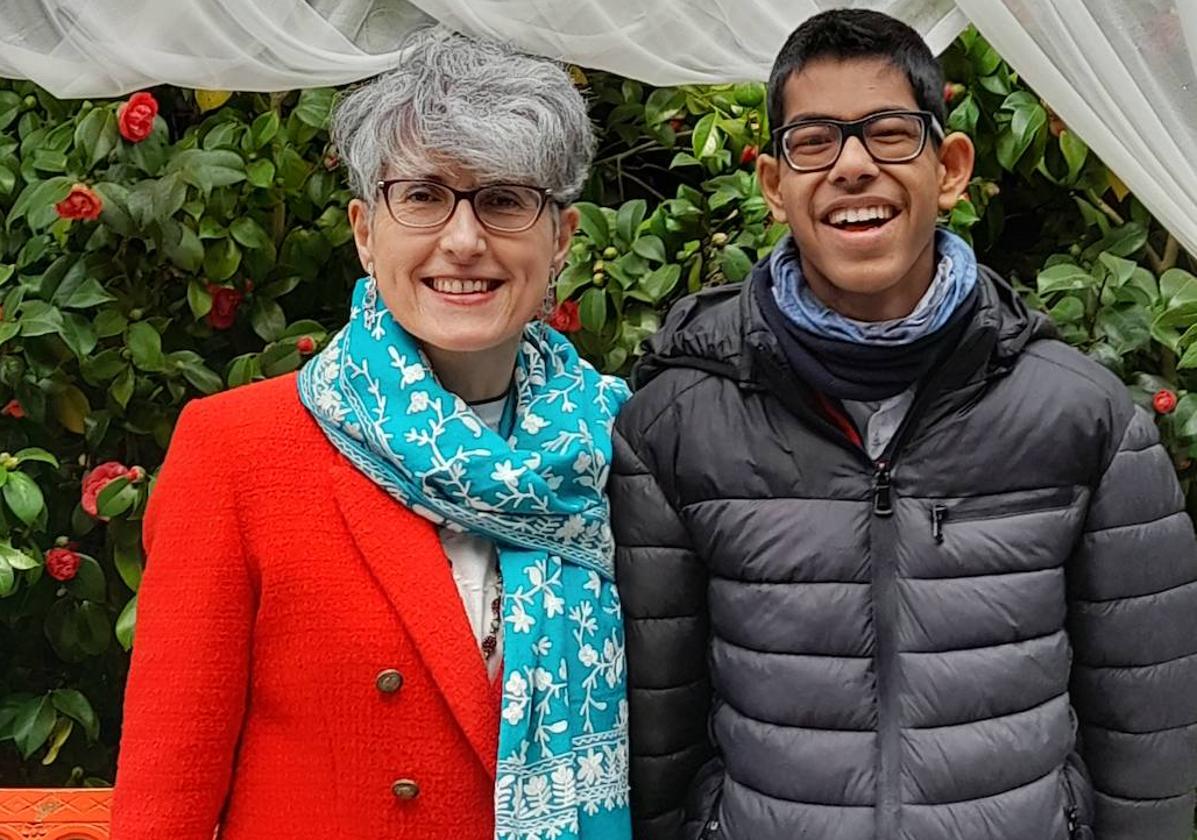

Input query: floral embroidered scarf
[298,278,632,840]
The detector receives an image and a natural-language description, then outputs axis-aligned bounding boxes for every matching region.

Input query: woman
[111,29,631,840]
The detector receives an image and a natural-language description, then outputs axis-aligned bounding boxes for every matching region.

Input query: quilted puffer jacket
[611,264,1197,840]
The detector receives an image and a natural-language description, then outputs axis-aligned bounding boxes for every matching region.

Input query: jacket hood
[632,256,1056,391]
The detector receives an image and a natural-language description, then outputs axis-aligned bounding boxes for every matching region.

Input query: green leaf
[74,107,118,170]
[556,263,592,301]
[1097,252,1137,287]
[615,200,647,248]
[631,235,667,264]
[246,158,276,188]
[13,695,55,758]
[0,542,41,571]
[1037,263,1096,295]
[163,221,204,272]
[294,88,336,129]
[250,296,286,342]
[110,365,134,409]
[573,203,609,250]
[114,538,142,592]
[168,149,246,193]
[76,601,111,656]
[230,217,272,250]
[177,357,223,395]
[115,594,137,650]
[692,113,721,159]
[1084,223,1147,262]
[6,176,70,230]
[3,471,44,526]
[188,279,213,319]
[20,300,66,337]
[203,237,241,282]
[257,343,301,377]
[152,172,188,221]
[720,245,754,283]
[639,264,681,304]
[91,182,136,235]
[15,447,58,468]
[66,555,106,603]
[1161,268,1197,307]
[1059,130,1088,181]
[0,556,12,597]
[41,717,73,765]
[249,111,281,150]
[1049,296,1085,324]
[96,477,135,519]
[1096,303,1151,355]
[51,689,99,741]
[579,287,608,333]
[127,321,165,371]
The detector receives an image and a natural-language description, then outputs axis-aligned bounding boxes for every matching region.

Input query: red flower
[2,399,24,419]
[81,461,133,518]
[669,118,686,133]
[206,284,244,330]
[943,82,966,105]
[740,145,759,166]
[296,336,316,355]
[546,300,581,333]
[1153,389,1178,415]
[118,91,159,143]
[45,547,82,582]
[55,184,103,221]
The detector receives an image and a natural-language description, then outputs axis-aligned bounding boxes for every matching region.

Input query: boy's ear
[757,151,789,223]
[936,132,976,212]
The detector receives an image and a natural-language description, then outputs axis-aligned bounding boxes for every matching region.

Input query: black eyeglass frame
[375,179,556,233]
[771,109,946,173]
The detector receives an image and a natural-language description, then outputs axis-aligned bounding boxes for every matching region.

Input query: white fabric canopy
[0,0,1193,255]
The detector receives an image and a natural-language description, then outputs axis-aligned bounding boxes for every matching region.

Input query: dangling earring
[365,261,374,279]
[539,265,560,321]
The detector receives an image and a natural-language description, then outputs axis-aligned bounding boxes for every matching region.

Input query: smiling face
[349,170,578,359]
[757,56,974,321]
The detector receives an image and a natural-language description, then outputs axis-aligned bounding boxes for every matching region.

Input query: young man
[612,10,1197,840]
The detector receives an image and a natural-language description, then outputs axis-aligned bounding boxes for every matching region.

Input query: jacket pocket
[929,486,1077,543]
[1059,752,1096,840]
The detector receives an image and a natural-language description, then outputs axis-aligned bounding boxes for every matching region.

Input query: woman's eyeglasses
[772,110,944,172]
[376,180,554,233]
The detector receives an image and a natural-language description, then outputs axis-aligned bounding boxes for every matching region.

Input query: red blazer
[111,373,500,840]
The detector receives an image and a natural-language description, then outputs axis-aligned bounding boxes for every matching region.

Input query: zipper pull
[1066,805,1079,836]
[873,462,893,516]
[931,504,947,544]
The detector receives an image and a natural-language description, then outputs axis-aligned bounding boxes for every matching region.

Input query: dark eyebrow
[784,106,913,123]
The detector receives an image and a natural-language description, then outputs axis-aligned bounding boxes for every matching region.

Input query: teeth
[828,205,896,227]
[430,278,494,294]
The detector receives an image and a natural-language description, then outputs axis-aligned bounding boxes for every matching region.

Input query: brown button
[375,669,404,694]
[391,778,420,800]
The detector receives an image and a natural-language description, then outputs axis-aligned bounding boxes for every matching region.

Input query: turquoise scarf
[298,278,632,840]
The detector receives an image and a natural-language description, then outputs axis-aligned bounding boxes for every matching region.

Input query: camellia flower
[81,461,133,518]
[55,184,103,221]
[1,399,24,419]
[296,336,316,355]
[546,300,581,333]
[740,145,759,165]
[45,547,82,582]
[206,284,245,330]
[118,91,159,143]
[1153,389,1178,415]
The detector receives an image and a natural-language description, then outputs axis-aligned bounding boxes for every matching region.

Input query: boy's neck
[801,238,939,323]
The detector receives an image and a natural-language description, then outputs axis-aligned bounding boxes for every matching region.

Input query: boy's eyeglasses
[772,110,945,173]
[376,179,554,233]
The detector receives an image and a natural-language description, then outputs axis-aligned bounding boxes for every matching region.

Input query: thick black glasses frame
[376,179,555,232]
[772,109,946,173]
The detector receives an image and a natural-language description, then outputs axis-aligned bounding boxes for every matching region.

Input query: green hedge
[0,27,1195,785]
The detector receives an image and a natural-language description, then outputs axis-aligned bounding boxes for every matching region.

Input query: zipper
[931,504,947,543]
[927,486,1076,543]
[873,461,894,516]
[699,789,723,840]
[1062,773,1081,839]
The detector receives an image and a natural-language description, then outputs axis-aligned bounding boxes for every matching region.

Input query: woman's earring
[539,266,560,321]
[365,261,374,278]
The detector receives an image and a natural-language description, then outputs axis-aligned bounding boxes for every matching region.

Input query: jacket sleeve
[111,399,256,840]
[612,427,715,840]
[1068,406,1197,840]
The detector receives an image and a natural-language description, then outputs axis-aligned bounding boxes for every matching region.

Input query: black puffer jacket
[612,265,1197,840]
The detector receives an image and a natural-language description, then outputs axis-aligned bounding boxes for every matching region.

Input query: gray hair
[332,27,596,210]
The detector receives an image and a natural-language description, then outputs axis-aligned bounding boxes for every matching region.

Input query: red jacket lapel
[330,459,498,777]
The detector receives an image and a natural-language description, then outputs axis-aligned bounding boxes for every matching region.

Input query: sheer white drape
[0,1,1193,252]
[953,0,1197,258]
[0,0,963,95]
